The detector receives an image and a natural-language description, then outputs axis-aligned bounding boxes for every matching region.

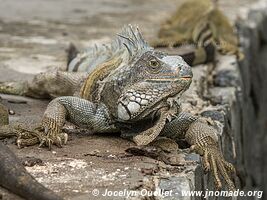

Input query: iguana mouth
[147,78,179,82]
[181,76,192,80]
[147,76,192,82]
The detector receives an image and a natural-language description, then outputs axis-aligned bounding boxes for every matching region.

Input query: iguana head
[117,49,192,122]
[71,25,193,122]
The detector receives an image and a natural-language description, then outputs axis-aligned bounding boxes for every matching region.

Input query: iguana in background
[0,103,62,200]
[0,25,236,191]
[152,0,243,66]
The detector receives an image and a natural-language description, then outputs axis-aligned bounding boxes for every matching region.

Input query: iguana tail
[152,20,217,66]
[179,43,215,66]
[0,142,63,200]
[172,21,216,66]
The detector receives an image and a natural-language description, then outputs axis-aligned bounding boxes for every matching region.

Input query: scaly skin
[0,71,87,99]
[185,118,236,190]
[0,25,236,190]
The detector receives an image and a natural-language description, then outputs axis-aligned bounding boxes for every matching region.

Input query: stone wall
[199,2,267,199]
[202,1,267,199]
[177,1,267,199]
[237,1,267,199]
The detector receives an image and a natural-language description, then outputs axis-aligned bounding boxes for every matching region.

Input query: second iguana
[152,0,242,65]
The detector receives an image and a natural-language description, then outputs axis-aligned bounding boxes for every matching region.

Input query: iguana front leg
[185,118,236,190]
[161,113,236,191]
[37,96,117,149]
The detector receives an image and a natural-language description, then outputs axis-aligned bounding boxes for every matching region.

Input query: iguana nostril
[180,65,193,78]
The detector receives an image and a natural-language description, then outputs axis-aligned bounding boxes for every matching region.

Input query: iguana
[0,103,63,200]
[0,25,236,191]
[152,0,243,66]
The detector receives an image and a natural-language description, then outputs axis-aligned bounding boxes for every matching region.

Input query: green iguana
[0,25,236,192]
[152,0,243,65]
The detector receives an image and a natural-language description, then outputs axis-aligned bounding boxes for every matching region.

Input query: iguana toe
[192,143,236,191]
[39,131,67,150]
[210,154,223,190]
[40,117,68,149]
[17,137,39,148]
[216,157,236,191]
[222,159,236,174]
[54,132,68,147]
[12,125,43,148]
[203,149,211,172]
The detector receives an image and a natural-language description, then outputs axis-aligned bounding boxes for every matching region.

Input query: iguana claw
[39,128,68,150]
[191,143,236,191]
[38,114,68,149]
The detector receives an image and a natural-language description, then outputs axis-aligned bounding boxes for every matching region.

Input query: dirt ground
[0,0,255,199]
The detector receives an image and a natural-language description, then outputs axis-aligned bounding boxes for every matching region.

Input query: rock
[237,1,267,197]
[159,176,193,200]
[213,69,240,87]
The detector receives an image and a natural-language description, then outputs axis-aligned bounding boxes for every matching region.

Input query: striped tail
[181,22,216,66]
[180,43,215,66]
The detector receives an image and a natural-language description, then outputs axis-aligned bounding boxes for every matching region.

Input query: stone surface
[237,2,267,199]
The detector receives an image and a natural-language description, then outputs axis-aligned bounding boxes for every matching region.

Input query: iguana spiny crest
[68,25,153,73]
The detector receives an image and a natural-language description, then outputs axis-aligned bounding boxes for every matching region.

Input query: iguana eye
[149,59,160,69]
